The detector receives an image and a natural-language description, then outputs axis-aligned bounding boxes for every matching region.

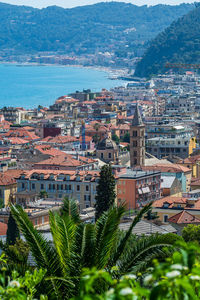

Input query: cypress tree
[95,164,116,220]
[6,211,20,245]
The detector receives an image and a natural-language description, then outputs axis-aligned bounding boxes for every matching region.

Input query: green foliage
[135,5,200,77]
[0,2,193,58]
[0,254,47,299]
[39,191,48,199]
[0,238,30,275]
[10,200,179,298]
[6,211,20,245]
[182,224,200,242]
[122,133,130,143]
[144,209,159,221]
[112,134,120,145]
[74,241,200,300]
[95,165,116,220]
[0,198,4,209]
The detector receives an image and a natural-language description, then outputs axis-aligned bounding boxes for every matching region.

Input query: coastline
[0,61,129,78]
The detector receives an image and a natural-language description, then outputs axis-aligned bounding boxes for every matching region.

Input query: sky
[0,0,196,9]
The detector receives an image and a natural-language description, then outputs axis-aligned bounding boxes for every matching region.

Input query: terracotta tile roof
[55,96,79,104]
[34,154,83,167]
[153,196,187,208]
[0,222,7,236]
[142,164,191,174]
[168,211,200,224]
[17,169,100,181]
[9,137,29,145]
[0,172,17,186]
[4,129,40,141]
[153,196,200,210]
[34,153,96,168]
[34,145,66,157]
[41,135,77,144]
[4,169,24,178]
[178,155,200,164]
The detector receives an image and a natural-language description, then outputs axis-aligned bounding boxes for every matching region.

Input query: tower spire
[132,103,143,126]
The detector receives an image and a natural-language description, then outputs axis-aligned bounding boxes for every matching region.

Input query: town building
[96,137,119,163]
[16,170,100,210]
[116,167,161,210]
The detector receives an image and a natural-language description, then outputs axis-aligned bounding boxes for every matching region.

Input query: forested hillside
[135,4,200,77]
[0,2,194,58]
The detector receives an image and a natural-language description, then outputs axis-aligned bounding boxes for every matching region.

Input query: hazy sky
[0,0,196,9]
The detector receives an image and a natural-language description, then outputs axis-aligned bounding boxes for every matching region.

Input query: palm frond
[95,205,125,269]
[11,205,62,298]
[61,197,80,224]
[110,202,152,266]
[80,223,96,268]
[118,233,178,275]
[49,211,76,273]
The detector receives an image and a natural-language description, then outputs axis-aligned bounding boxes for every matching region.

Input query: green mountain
[0,2,194,58]
[135,4,200,77]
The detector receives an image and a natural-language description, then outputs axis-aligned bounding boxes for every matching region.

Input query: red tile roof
[168,211,200,224]
[4,129,40,141]
[142,164,191,174]
[34,145,66,157]
[153,196,200,210]
[41,135,77,144]
[0,172,17,186]
[9,137,29,145]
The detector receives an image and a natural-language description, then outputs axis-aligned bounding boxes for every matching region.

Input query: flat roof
[119,169,160,179]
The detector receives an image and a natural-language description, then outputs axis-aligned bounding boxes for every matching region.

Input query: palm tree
[11,199,179,299]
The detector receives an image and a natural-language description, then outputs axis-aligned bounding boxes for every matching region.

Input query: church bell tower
[130,104,145,168]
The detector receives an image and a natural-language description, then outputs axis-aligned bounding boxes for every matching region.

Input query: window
[53,184,55,190]
[22,183,25,189]
[133,131,137,137]
[86,185,89,191]
[32,183,35,190]
[108,153,112,159]
[61,185,63,190]
[35,219,38,225]
[49,184,51,190]
[69,184,71,190]
[133,141,137,147]
[134,151,137,156]
[164,215,168,223]
[40,184,44,190]
[77,185,80,191]
[101,153,104,159]
[134,159,137,165]
[42,216,44,224]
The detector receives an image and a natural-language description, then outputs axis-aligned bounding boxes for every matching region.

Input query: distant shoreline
[0,61,129,78]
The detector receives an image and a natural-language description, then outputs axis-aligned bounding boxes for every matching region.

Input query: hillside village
[0,71,200,236]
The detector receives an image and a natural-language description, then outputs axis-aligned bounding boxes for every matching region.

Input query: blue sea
[0,64,125,108]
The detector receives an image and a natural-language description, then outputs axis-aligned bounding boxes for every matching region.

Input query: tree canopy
[95,164,116,220]
[135,5,200,77]
[0,2,193,59]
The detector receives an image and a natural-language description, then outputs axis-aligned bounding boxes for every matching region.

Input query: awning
[142,187,150,194]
